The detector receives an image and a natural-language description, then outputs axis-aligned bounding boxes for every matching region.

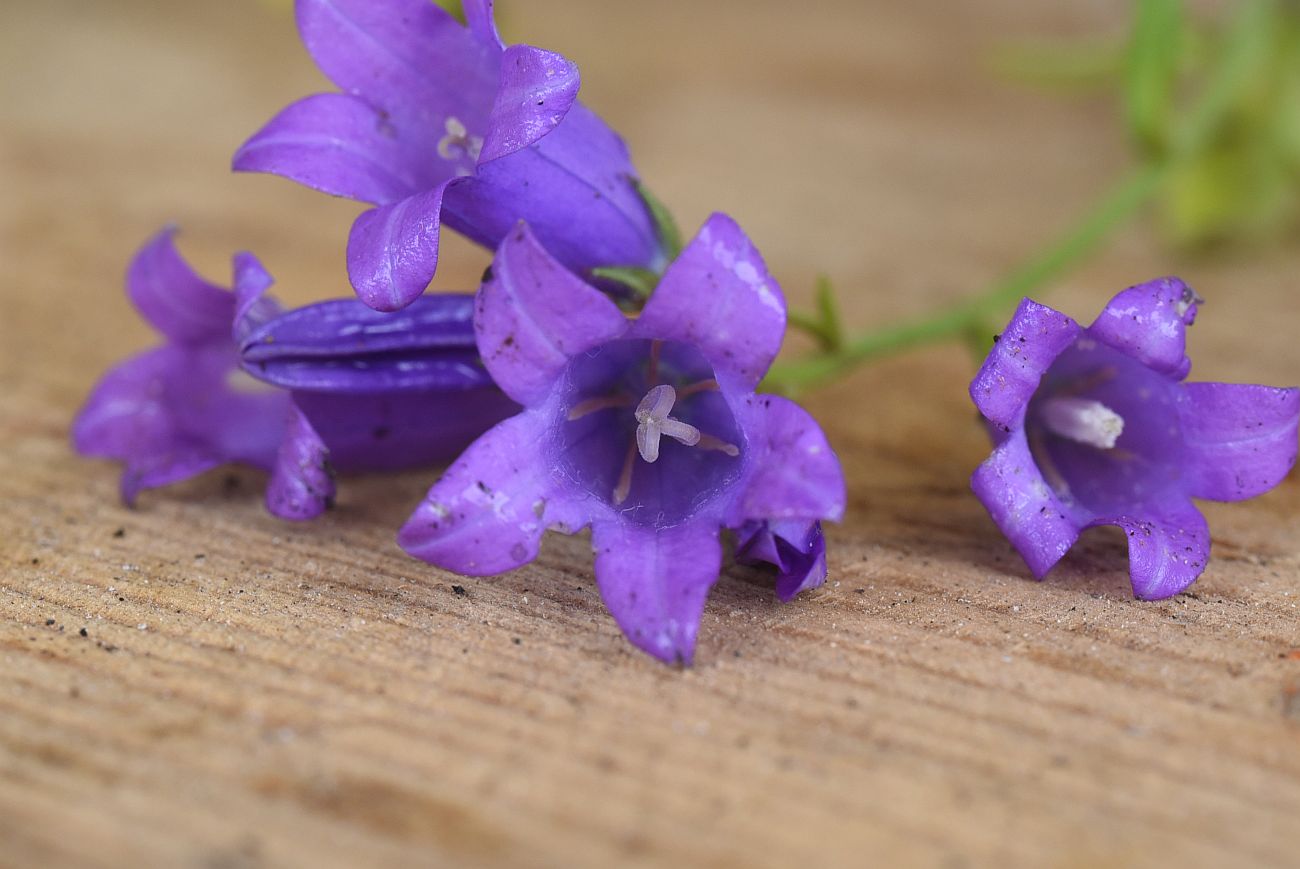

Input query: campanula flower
[398,215,846,664]
[233,0,663,312]
[74,228,515,519]
[970,277,1300,599]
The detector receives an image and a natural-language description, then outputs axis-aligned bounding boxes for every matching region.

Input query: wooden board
[2,1,1298,866]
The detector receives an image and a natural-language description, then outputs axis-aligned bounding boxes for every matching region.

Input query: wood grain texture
[2,1,1298,867]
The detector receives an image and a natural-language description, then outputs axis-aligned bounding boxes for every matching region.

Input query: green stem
[764,162,1166,394]
[764,0,1266,397]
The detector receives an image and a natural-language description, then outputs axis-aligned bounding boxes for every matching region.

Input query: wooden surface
[3,2,1299,867]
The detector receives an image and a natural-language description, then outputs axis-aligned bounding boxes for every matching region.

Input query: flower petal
[231,252,281,344]
[632,213,785,392]
[445,125,662,275]
[729,395,845,525]
[398,412,558,576]
[1087,276,1199,380]
[232,93,427,204]
[970,429,1082,579]
[295,0,496,125]
[73,348,180,465]
[346,182,457,312]
[591,520,722,665]
[121,450,224,508]
[1179,382,1300,502]
[970,298,1081,432]
[265,404,335,521]
[127,228,234,345]
[476,223,629,405]
[461,0,504,49]
[1089,500,1211,600]
[478,45,580,165]
[735,519,828,602]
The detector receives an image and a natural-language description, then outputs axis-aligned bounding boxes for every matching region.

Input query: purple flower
[74,228,515,519]
[398,214,846,664]
[970,277,1300,600]
[233,0,664,312]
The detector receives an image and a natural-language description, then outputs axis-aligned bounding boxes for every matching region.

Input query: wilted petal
[971,429,1082,579]
[735,519,828,602]
[1089,500,1210,600]
[633,213,785,391]
[241,293,495,393]
[592,520,722,665]
[476,223,628,405]
[1088,276,1199,380]
[1179,382,1300,501]
[398,412,560,575]
[970,298,1081,432]
[346,182,458,312]
[266,404,335,521]
[729,395,845,525]
[232,93,427,204]
[127,228,233,345]
[478,45,579,164]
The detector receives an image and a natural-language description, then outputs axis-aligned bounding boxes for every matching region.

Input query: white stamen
[1040,397,1125,450]
[634,384,701,463]
[437,116,484,164]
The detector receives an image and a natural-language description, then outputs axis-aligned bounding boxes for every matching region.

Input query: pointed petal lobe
[633,213,785,391]
[1090,501,1211,600]
[592,520,723,665]
[476,223,629,405]
[970,429,1082,579]
[266,404,336,521]
[970,298,1081,431]
[1179,382,1300,501]
[127,228,234,345]
[346,182,456,312]
[730,395,845,525]
[398,412,556,576]
[1088,276,1199,380]
[232,93,426,204]
[478,45,579,164]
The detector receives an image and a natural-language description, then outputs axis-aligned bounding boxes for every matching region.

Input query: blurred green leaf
[634,181,684,261]
[988,40,1123,92]
[1123,0,1185,156]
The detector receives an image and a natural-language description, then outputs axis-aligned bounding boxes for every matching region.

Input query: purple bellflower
[74,228,515,520]
[398,214,847,665]
[970,277,1300,600]
[233,0,664,312]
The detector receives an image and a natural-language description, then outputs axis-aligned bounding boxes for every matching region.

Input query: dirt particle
[79,628,88,637]
[451,585,467,597]
[112,527,125,539]
[45,619,55,626]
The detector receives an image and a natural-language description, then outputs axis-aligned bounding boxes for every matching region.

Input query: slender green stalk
[764,162,1166,394]
[764,0,1269,397]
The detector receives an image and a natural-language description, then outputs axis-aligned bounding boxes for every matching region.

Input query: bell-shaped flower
[398,215,846,664]
[970,277,1299,599]
[74,228,515,519]
[234,0,664,312]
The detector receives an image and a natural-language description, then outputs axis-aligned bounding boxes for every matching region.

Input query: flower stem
[765,0,1267,397]
[764,162,1166,395]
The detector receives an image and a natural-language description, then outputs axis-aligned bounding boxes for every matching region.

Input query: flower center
[556,340,744,518]
[1038,397,1125,450]
[436,116,483,173]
